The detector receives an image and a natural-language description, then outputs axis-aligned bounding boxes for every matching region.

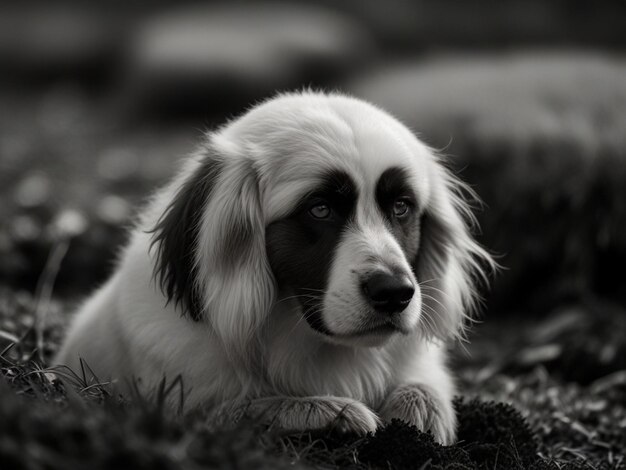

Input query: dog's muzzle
[361,271,415,314]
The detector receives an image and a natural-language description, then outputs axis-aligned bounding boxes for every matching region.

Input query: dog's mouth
[338,320,407,338]
[297,294,411,340]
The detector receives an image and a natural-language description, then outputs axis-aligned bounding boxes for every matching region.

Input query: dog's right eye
[309,203,331,219]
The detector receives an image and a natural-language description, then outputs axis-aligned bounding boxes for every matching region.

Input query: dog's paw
[379,384,456,445]
[224,396,380,435]
[317,397,381,435]
[273,396,380,435]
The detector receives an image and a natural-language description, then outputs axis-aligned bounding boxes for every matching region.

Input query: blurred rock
[97,195,131,225]
[52,209,88,239]
[11,215,42,242]
[0,5,124,84]
[14,173,51,208]
[124,4,377,118]
[351,53,626,312]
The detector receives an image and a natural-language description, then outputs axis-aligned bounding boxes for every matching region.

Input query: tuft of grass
[460,366,626,469]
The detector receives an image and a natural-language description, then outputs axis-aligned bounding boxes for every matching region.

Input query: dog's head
[151,92,492,363]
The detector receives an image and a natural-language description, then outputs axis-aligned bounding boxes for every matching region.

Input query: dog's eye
[309,203,331,219]
[393,199,410,218]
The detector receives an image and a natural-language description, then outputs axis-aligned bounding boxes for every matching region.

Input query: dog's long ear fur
[414,159,495,341]
[151,140,275,366]
[150,153,223,320]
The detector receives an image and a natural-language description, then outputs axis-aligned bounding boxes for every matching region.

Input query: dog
[55,91,492,444]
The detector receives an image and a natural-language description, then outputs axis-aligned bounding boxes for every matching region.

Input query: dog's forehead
[219,95,433,219]
[263,134,432,221]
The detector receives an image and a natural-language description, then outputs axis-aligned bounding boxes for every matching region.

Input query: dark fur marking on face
[266,170,357,335]
[149,151,223,321]
[375,167,421,267]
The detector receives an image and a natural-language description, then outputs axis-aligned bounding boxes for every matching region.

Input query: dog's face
[263,131,429,346]
[265,168,420,346]
[152,93,491,361]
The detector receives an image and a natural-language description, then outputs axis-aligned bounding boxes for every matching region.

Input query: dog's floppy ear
[151,140,275,365]
[414,160,494,340]
[150,152,223,321]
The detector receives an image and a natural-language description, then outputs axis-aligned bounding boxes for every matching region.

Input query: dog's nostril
[362,272,415,314]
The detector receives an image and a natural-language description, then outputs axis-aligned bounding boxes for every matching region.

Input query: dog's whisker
[420,304,439,335]
[284,304,325,337]
[299,288,328,295]
[421,292,448,312]
[275,293,321,304]
[420,283,463,310]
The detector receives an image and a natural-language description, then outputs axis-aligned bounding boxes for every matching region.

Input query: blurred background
[1,1,625,384]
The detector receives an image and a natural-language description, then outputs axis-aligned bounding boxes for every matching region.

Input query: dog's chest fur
[261,300,420,409]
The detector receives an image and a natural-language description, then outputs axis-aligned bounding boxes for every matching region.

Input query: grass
[1,287,624,469]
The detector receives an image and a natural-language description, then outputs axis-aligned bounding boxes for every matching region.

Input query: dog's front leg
[212,396,380,435]
[379,383,456,445]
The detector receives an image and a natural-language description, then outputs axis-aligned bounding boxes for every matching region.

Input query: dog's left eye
[309,203,331,219]
[393,199,410,218]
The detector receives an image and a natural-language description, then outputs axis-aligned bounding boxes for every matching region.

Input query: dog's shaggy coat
[55,92,492,444]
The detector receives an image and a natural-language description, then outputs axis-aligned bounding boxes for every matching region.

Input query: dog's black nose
[362,272,415,314]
